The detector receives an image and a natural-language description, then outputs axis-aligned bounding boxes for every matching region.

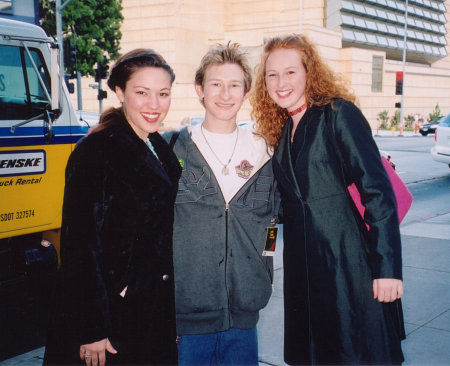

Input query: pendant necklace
[201,124,239,175]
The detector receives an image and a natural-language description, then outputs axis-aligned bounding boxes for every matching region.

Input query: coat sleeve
[330,100,402,280]
[59,139,112,345]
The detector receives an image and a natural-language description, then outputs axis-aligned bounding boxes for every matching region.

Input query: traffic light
[395,71,403,95]
[64,40,77,68]
[95,61,109,82]
[64,75,75,94]
[98,89,107,100]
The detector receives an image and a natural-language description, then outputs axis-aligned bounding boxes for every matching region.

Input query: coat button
[162,274,170,281]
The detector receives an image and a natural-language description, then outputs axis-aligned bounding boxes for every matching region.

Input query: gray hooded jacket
[164,127,278,335]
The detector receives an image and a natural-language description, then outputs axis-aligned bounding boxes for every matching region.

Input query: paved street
[2,132,449,366]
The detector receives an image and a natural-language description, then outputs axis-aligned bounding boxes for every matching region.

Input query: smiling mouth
[276,90,292,98]
[216,103,234,109]
[142,112,160,122]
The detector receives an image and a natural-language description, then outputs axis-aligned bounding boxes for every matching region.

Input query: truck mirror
[51,45,60,110]
[43,110,55,143]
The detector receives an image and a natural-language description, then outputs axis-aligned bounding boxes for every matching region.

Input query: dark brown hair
[90,48,175,134]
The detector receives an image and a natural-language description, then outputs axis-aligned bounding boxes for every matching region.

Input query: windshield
[440,115,450,127]
[0,44,51,120]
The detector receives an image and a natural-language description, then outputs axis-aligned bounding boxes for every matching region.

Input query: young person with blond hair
[165,42,278,366]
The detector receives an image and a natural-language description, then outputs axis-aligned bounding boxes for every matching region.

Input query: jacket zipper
[224,202,232,327]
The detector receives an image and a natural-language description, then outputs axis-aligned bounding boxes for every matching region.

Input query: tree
[377,110,389,129]
[39,0,123,78]
[428,103,441,122]
[390,109,400,128]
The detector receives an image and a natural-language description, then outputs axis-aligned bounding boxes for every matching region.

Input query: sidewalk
[2,216,450,366]
[373,129,416,137]
[258,213,450,366]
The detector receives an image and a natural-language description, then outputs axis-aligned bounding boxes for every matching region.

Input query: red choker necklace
[287,103,307,116]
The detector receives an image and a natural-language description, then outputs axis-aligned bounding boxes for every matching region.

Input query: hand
[373,278,403,303]
[80,338,117,366]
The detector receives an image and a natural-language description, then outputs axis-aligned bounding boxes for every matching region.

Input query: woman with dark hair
[44,49,181,365]
[251,34,405,365]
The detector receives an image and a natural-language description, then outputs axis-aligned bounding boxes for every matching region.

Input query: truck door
[0,43,74,240]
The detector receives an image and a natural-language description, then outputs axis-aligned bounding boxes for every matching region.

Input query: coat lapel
[273,118,302,200]
[119,122,173,186]
[149,132,181,187]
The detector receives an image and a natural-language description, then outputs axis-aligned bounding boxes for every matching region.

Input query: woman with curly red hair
[251,34,405,365]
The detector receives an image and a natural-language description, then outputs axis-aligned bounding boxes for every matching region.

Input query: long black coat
[273,100,404,365]
[44,115,181,365]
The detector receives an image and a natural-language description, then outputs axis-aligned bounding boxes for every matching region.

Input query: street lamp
[399,0,409,133]
[56,0,76,104]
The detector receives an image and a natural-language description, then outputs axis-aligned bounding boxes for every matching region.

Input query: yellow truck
[0,18,90,297]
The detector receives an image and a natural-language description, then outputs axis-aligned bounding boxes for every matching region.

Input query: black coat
[44,115,181,365]
[273,100,404,365]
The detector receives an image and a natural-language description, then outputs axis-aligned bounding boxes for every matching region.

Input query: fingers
[98,350,106,366]
[80,338,117,366]
[106,339,118,354]
[373,279,403,303]
[80,346,86,361]
[84,352,92,366]
[83,351,99,366]
[80,339,107,366]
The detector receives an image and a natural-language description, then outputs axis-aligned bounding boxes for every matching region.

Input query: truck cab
[0,18,88,301]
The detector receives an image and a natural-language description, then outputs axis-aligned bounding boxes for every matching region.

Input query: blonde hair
[250,34,357,147]
[195,42,252,94]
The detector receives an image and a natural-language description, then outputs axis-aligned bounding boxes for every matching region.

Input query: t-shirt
[191,122,271,202]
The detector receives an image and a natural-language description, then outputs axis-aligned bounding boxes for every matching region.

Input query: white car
[431,113,450,168]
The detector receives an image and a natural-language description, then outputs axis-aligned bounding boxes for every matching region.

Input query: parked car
[419,116,444,136]
[430,113,450,168]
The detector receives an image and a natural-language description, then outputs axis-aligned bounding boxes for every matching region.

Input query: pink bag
[347,156,413,230]
[324,106,413,230]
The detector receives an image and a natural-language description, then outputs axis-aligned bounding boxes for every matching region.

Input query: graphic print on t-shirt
[235,160,254,179]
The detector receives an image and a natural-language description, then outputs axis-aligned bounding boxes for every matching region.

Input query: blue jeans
[178,327,258,366]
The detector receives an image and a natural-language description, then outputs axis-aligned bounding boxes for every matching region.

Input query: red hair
[250,34,357,148]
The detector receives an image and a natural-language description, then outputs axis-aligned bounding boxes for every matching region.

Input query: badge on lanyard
[262,225,278,257]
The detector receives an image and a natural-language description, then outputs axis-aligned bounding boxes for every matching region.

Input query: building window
[339,0,448,63]
[354,17,366,28]
[416,43,425,52]
[0,0,12,14]
[367,34,378,44]
[366,7,377,17]
[377,36,389,47]
[372,56,383,92]
[354,31,367,42]
[388,38,398,48]
[342,14,355,26]
[387,25,398,35]
[342,29,356,41]
[377,23,388,33]
[386,0,397,9]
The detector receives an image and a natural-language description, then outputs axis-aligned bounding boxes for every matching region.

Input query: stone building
[4,0,448,128]
[94,0,449,129]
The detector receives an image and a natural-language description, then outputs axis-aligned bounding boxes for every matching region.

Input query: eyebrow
[266,66,298,72]
[132,85,171,91]
[206,78,244,83]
